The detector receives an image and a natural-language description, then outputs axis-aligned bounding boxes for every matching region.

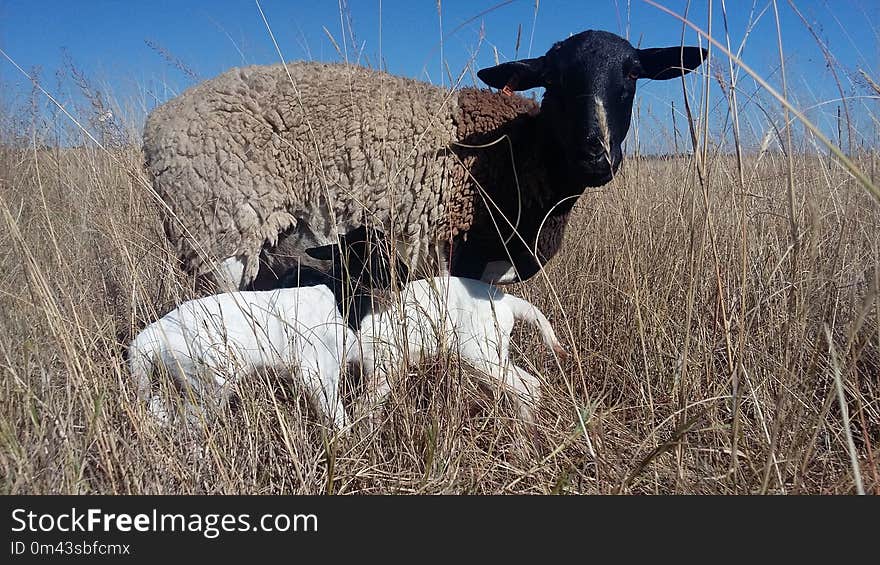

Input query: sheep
[360,277,566,427]
[143,29,708,290]
[305,236,567,428]
[127,226,396,429]
[127,285,355,428]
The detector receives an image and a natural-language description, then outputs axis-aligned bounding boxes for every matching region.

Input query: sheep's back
[144,62,465,278]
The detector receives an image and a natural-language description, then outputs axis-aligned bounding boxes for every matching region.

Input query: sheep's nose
[583,138,607,159]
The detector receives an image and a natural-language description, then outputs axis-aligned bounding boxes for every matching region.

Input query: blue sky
[1,0,877,150]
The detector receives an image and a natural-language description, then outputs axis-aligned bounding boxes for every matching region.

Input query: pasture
[2,141,876,493]
[0,1,878,494]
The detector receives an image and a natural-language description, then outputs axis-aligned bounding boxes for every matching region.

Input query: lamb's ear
[477,56,546,91]
[637,46,708,80]
[305,243,338,261]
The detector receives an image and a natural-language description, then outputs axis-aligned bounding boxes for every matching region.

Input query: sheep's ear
[636,46,708,80]
[305,243,337,261]
[477,56,546,91]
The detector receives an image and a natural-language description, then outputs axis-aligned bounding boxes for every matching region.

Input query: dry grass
[1,132,877,493]
[1,1,877,493]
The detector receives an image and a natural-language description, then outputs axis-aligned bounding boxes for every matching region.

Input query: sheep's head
[478,30,707,188]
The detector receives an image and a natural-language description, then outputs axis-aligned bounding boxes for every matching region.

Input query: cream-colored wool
[144,62,470,284]
[145,31,709,289]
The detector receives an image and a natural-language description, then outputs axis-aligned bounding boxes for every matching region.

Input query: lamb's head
[304,226,409,329]
[306,225,406,288]
[477,30,707,187]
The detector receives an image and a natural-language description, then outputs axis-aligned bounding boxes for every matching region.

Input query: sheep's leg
[433,240,452,277]
[480,260,519,285]
[214,255,248,291]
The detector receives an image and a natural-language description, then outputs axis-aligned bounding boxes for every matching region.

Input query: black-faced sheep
[143,29,707,289]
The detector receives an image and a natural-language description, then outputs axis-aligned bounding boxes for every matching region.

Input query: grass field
[1,1,878,493]
[2,134,877,493]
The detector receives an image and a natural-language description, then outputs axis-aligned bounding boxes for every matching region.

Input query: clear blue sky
[1,0,878,150]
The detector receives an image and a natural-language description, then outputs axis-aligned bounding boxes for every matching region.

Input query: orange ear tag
[501,84,514,97]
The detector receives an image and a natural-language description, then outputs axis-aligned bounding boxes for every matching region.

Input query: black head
[304,226,409,294]
[304,226,409,329]
[477,30,707,187]
[276,264,335,289]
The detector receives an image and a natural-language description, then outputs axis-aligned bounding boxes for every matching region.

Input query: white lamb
[127,285,357,429]
[357,276,567,425]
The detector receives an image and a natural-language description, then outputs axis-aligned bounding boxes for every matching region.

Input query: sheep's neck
[453,89,575,225]
[449,89,578,279]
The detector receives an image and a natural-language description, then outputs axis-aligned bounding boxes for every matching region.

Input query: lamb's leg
[162,353,213,427]
[505,365,541,424]
[212,372,237,413]
[179,371,219,428]
[368,368,393,407]
[479,358,540,423]
[500,364,543,453]
[323,377,348,430]
[301,369,348,430]
[147,394,172,425]
[357,363,393,428]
